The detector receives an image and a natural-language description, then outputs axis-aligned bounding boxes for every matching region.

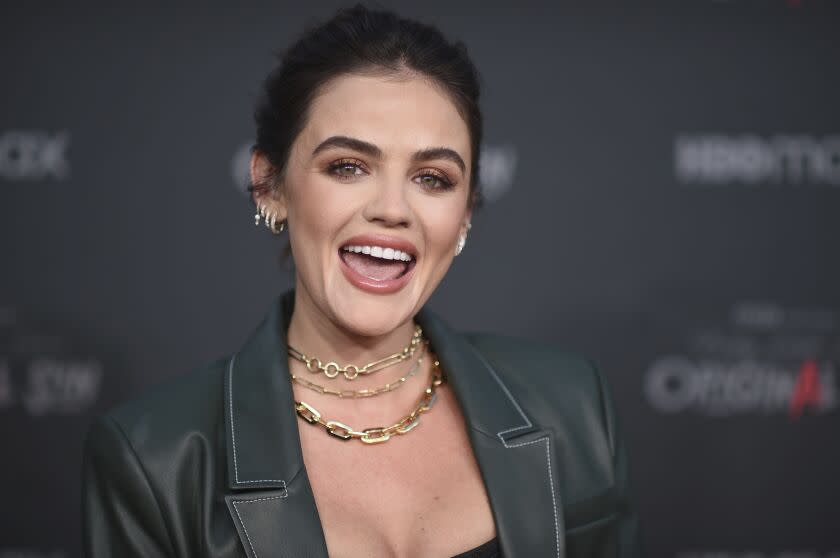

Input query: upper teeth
[342,245,414,261]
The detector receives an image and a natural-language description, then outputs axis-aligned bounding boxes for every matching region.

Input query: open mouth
[339,244,416,282]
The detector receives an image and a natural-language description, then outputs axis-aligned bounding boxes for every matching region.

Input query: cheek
[290,173,357,232]
[416,197,466,255]
[286,175,357,271]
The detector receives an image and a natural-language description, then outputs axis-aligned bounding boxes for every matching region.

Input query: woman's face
[254,72,473,337]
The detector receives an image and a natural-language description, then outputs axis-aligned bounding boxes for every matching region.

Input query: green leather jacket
[82,291,642,557]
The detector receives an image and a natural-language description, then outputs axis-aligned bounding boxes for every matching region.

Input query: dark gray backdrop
[2,1,839,557]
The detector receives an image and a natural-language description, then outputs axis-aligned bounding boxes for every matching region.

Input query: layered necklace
[288,324,423,380]
[287,324,445,444]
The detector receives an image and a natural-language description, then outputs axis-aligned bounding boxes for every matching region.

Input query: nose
[361,174,412,228]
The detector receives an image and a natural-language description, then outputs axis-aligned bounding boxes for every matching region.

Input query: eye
[327,158,367,180]
[415,169,455,191]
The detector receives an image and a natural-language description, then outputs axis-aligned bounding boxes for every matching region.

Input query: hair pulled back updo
[249,3,484,208]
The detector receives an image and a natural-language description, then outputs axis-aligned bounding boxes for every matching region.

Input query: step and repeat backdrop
[1,1,838,557]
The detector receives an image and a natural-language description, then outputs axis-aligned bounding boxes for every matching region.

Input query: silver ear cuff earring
[455,222,472,256]
[254,204,285,234]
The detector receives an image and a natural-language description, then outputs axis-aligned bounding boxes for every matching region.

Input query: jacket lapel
[417,308,566,558]
[223,291,329,558]
[222,291,565,558]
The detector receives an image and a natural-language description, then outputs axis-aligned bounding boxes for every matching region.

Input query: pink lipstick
[338,234,418,294]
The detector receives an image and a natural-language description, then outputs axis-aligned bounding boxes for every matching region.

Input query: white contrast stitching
[467,346,533,440]
[228,355,240,482]
[504,436,561,558]
[228,354,286,484]
[231,495,290,558]
[468,344,560,558]
[231,500,258,558]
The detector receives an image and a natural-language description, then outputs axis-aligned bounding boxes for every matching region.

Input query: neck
[288,288,432,402]
[287,286,418,363]
[283,286,442,430]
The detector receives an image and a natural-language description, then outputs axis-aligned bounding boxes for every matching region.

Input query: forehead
[298,73,471,161]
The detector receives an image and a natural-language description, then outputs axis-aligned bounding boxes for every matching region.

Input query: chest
[298,390,497,558]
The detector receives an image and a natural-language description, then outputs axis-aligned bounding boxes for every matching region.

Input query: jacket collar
[223,290,301,490]
[224,290,565,557]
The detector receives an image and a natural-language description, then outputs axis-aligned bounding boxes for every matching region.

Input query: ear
[249,150,287,217]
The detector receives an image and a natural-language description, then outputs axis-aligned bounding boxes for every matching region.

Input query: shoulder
[461,332,616,453]
[87,355,231,457]
[462,331,607,405]
[463,331,601,384]
[81,356,233,555]
[461,333,642,553]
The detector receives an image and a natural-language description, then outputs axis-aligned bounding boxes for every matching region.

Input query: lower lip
[338,251,416,295]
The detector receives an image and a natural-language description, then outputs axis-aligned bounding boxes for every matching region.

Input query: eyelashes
[327,159,367,180]
[325,158,456,191]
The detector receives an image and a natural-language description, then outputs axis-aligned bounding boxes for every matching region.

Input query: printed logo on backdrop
[644,302,839,419]
[0,307,103,416]
[675,134,840,186]
[0,130,70,181]
[476,144,517,203]
[230,140,518,202]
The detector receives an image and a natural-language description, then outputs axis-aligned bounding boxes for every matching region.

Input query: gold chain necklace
[294,358,445,444]
[287,324,423,380]
[290,341,427,398]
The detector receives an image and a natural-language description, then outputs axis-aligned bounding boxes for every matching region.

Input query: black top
[451,537,500,558]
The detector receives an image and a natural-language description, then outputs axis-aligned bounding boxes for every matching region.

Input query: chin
[325,280,426,338]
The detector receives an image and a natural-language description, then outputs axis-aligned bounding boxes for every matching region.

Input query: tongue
[342,252,408,281]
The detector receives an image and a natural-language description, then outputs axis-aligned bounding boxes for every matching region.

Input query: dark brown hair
[248,3,484,208]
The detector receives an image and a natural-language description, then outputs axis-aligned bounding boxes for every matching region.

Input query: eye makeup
[325,158,457,191]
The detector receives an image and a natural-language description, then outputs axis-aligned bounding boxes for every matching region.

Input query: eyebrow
[311,135,466,174]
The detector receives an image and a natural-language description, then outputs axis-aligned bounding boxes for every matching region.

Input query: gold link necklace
[290,340,427,398]
[287,324,423,380]
[294,357,445,444]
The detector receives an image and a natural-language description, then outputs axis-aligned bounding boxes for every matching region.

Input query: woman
[82,4,641,557]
